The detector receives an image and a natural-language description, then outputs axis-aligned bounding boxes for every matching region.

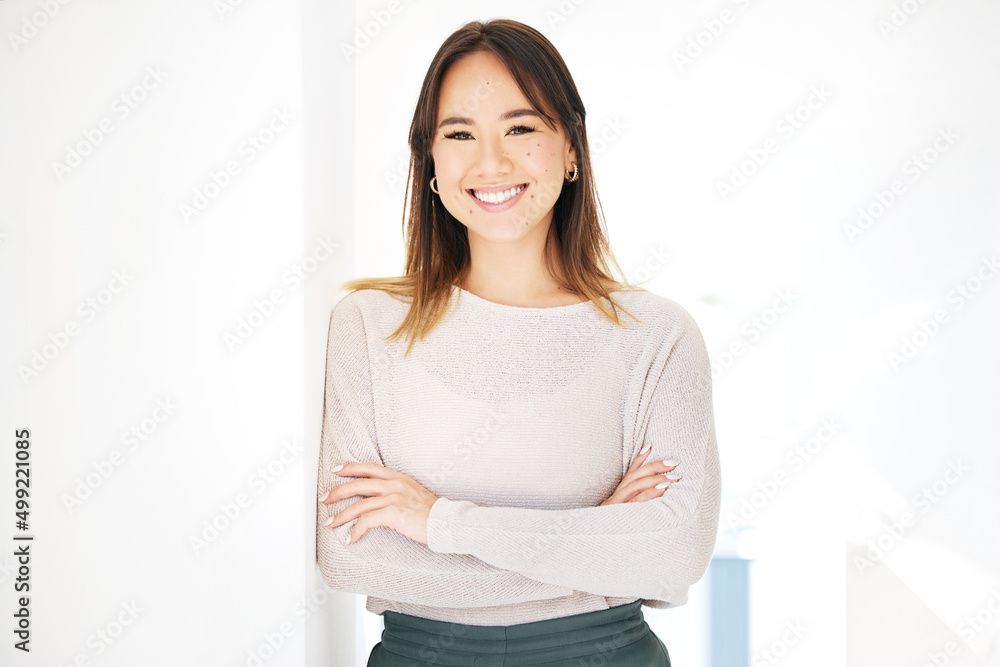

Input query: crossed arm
[315,296,721,607]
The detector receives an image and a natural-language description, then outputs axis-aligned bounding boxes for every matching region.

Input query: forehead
[436,51,529,116]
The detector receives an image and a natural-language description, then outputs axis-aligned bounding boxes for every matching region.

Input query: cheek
[431,151,462,182]
[522,139,563,175]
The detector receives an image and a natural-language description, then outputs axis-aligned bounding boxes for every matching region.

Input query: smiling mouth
[468,184,528,205]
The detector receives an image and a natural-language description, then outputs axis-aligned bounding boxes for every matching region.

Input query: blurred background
[1,0,997,665]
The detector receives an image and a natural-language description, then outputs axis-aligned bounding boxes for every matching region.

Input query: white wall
[1,0,310,665]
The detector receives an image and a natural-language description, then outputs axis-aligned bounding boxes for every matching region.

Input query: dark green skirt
[366,599,671,666]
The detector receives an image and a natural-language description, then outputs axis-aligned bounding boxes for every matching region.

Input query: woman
[316,18,721,666]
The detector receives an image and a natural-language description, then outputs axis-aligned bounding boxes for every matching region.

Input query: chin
[465,220,539,243]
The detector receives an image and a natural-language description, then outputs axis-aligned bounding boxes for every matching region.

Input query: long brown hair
[341,18,644,357]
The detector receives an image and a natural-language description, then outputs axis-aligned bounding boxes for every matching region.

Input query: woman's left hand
[320,462,439,546]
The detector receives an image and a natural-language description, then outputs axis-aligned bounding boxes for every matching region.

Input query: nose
[474,133,512,177]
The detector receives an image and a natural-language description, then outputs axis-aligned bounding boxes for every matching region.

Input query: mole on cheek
[526,152,531,156]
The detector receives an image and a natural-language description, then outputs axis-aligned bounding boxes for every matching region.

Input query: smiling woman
[431,50,577,253]
[315,17,720,667]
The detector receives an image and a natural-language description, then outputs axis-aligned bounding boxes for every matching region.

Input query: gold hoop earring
[429,176,440,194]
[564,162,579,182]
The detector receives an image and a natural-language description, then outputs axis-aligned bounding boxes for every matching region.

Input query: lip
[467,183,529,212]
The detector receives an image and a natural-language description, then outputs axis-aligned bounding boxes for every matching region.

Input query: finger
[631,486,666,503]
[619,459,666,491]
[620,447,653,487]
[347,515,366,544]
[658,458,680,472]
[602,490,627,506]
[321,478,392,504]
[333,462,398,480]
[325,495,389,528]
[635,459,680,479]
[602,484,636,505]
[625,454,678,487]
[627,446,652,472]
[348,506,392,544]
[623,473,680,501]
[637,476,680,501]
[610,478,647,504]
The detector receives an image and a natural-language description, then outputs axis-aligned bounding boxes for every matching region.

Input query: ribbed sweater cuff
[426,497,473,554]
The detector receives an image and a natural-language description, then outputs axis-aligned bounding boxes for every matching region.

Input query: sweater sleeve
[315,295,576,608]
[424,306,722,607]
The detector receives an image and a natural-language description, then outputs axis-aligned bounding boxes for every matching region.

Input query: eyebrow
[437,108,541,130]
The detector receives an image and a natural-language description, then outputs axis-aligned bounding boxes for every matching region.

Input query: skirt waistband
[379,600,651,665]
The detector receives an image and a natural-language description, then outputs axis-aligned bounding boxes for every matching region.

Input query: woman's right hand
[600,446,681,505]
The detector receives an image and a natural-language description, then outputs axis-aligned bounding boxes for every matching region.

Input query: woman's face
[430,50,577,245]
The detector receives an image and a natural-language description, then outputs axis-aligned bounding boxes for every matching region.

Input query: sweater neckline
[453,286,597,313]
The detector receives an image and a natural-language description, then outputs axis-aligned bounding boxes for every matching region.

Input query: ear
[565,111,582,170]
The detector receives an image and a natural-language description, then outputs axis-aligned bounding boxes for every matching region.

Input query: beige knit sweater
[315,285,721,626]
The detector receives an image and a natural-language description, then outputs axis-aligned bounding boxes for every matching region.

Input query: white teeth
[473,185,524,204]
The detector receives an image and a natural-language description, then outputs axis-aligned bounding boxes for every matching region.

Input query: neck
[458,224,577,307]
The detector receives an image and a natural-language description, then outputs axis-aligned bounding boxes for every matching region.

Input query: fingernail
[331,464,344,473]
[639,444,651,455]
[665,473,681,480]
[655,481,670,489]
[319,491,330,503]
[324,515,335,526]
[662,459,679,467]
